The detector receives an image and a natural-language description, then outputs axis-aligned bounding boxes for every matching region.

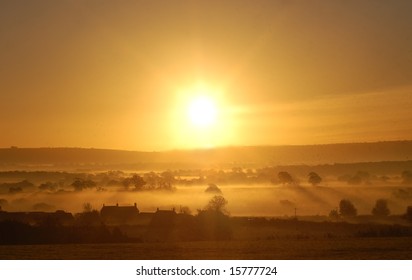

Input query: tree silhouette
[75,209,101,227]
[308,172,322,186]
[278,171,293,185]
[329,209,339,220]
[205,183,222,194]
[205,195,228,214]
[347,171,370,185]
[71,178,96,191]
[83,202,93,213]
[38,181,57,192]
[198,195,232,240]
[372,199,390,216]
[123,174,146,190]
[179,206,192,215]
[160,171,174,190]
[339,199,357,217]
[143,172,158,189]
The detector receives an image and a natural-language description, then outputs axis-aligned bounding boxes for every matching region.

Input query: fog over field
[0,143,411,218]
[1,180,411,218]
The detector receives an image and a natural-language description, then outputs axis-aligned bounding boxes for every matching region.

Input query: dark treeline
[2,212,412,245]
[0,211,233,245]
[0,221,132,245]
[0,195,234,244]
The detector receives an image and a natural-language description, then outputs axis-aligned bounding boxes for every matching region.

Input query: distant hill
[1,141,412,170]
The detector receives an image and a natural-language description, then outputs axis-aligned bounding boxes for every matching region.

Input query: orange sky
[1,0,412,151]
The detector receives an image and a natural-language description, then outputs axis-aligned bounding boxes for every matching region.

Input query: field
[1,237,411,260]
[1,165,412,260]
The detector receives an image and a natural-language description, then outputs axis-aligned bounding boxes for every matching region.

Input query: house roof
[100,204,140,224]
[101,203,139,212]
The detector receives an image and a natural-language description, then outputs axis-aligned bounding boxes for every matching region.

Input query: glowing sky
[1,0,411,150]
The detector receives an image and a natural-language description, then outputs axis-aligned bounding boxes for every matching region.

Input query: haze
[1,0,412,151]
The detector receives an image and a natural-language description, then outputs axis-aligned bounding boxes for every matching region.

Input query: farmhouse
[100,203,140,225]
[99,204,178,226]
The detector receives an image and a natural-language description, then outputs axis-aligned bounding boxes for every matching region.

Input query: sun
[187,95,218,127]
[170,83,234,149]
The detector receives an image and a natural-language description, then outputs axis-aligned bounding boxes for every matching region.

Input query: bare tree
[205,195,228,214]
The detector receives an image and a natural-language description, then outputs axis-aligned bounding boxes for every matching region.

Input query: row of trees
[329,199,392,218]
[71,171,176,192]
[276,171,322,186]
[11,168,410,194]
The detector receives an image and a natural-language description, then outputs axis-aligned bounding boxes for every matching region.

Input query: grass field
[1,237,411,260]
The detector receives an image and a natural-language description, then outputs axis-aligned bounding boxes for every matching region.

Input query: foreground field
[1,237,411,260]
